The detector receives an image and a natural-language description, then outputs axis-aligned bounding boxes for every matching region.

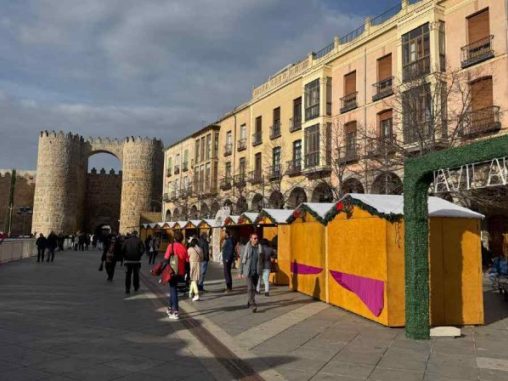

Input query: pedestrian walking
[197,233,210,292]
[164,231,189,320]
[146,235,157,265]
[256,238,274,296]
[46,231,58,262]
[78,232,85,251]
[239,233,263,313]
[36,233,47,262]
[57,233,65,251]
[222,230,235,293]
[188,238,203,301]
[104,236,118,281]
[121,231,145,294]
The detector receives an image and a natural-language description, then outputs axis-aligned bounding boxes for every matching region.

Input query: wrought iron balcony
[289,117,302,132]
[252,131,262,146]
[304,152,320,169]
[237,139,247,151]
[403,121,432,145]
[224,143,233,156]
[182,162,189,172]
[269,164,282,181]
[248,170,263,184]
[270,122,281,139]
[367,135,397,157]
[460,106,501,137]
[461,35,494,68]
[372,77,393,102]
[166,169,172,177]
[180,186,193,198]
[340,92,358,114]
[163,193,170,202]
[402,56,430,82]
[219,176,233,190]
[233,173,247,187]
[286,159,302,176]
[173,165,180,175]
[337,147,359,164]
[170,190,177,200]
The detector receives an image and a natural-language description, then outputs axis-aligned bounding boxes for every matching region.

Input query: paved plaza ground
[1,249,508,380]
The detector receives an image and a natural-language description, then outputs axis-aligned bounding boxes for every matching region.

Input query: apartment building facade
[163,0,507,221]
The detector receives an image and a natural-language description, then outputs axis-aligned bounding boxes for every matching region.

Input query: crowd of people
[35,226,277,321]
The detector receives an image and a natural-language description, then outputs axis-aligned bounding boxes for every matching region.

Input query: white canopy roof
[259,209,293,224]
[241,212,259,223]
[300,203,336,219]
[342,193,484,219]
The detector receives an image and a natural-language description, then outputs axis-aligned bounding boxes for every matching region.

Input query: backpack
[169,243,180,275]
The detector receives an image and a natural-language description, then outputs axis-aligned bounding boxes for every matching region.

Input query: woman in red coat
[164,231,189,320]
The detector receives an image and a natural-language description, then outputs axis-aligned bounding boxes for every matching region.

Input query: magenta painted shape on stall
[291,261,323,275]
[329,270,385,317]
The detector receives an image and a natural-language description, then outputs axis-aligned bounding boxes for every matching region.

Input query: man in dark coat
[46,231,58,262]
[222,230,235,293]
[36,233,47,262]
[121,231,145,294]
[198,233,210,291]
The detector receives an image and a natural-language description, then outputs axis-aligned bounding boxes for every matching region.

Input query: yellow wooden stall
[287,203,334,301]
[325,194,484,327]
[255,209,293,286]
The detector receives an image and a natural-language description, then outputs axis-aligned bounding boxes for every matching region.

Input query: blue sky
[0,0,397,170]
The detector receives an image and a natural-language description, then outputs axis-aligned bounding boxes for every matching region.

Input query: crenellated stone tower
[32,131,163,235]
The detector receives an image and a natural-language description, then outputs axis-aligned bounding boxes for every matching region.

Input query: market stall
[324,194,484,327]
[255,209,293,285]
[286,203,334,301]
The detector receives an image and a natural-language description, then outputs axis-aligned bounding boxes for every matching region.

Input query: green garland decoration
[404,134,508,340]
[324,195,403,223]
[286,204,329,226]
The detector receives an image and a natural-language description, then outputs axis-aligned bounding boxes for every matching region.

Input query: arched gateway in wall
[32,131,163,235]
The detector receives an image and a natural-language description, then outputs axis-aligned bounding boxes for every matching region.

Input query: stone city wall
[0,170,36,236]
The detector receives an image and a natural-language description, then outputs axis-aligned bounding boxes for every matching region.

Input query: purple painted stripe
[291,261,323,275]
[329,270,385,317]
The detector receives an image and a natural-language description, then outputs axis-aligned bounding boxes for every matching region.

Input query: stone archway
[165,209,171,221]
[341,177,365,194]
[311,182,333,202]
[32,131,163,235]
[173,208,181,221]
[210,201,220,217]
[404,134,508,339]
[251,193,264,212]
[200,203,209,219]
[287,187,307,209]
[269,191,284,209]
[236,197,248,214]
[189,205,199,219]
[371,172,403,195]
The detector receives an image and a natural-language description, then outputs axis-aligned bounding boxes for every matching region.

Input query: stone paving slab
[3,249,508,380]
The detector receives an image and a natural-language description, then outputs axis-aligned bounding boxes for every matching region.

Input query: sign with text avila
[432,157,507,193]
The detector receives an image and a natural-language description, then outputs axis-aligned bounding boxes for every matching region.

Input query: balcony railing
[337,147,359,164]
[180,186,193,198]
[461,35,494,68]
[182,162,189,172]
[248,170,263,184]
[460,106,501,137]
[305,104,319,121]
[233,173,247,187]
[372,77,393,102]
[340,92,358,114]
[224,143,233,156]
[402,56,430,82]
[252,131,262,146]
[403,121,432,144]
[170,190,177,200]
[367,135,397,157]
[166,169,172,177]
[286,159,302,176]
[163,193,170,202]
[289,117,302,132]
[237,139,247,151]
[269,164,282,181]
[174,165,180,175]
[270,122,281,139]
[220,177,233,190]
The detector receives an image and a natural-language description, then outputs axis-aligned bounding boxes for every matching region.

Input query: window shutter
[378,55,392,81]
[471,77,493,111]
[345,71,356,95]
[468,9,490,44]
